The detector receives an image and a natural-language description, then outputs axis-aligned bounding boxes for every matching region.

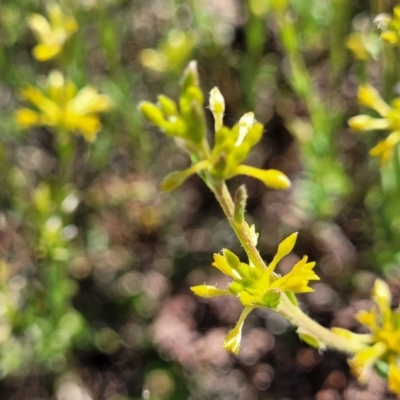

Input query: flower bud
[236,112,255,146]
[158,95,178,117]
[139,102,166,127]
[209,87,225,132]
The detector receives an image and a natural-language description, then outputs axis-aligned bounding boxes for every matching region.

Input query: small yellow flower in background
[15,70,112,142]
[28,2,77,61]
[333,279,400,395]
[345,32,381,61]
[140,30,195,74]
[191,232,320,354]
[374,6,400,45]
[348,83,400,163]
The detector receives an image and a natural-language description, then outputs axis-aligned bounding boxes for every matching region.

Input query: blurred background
[0,0,400,399]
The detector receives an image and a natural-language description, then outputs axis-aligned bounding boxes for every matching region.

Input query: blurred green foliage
[0,0,400,399]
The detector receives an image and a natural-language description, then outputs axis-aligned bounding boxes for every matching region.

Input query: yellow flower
[15,71,112,142]
[27,2,77,61]
[345,32,380,61]
[141,71,291,191]
[374,6,400,46]
[191,232,319,354]
[348,84,400,163]
[140,30,195,74]
[334,280,400,395]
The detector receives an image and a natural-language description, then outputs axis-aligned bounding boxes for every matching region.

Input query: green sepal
[161,170,193,192]
[245,122,264,147]
[297,328,323,349]
[164,117,187,137]
[214,126,230,148]
[185,101,206,143]
[230,145,250,169]
[285,290,298,306]
[374,359,390,379]
[228,281,244,295]
[248,265,263,281]
[185,86,204,106]
[210,153,228,177]
[223,249,241,270]
[261,290,281,309]
[181,60,199,93]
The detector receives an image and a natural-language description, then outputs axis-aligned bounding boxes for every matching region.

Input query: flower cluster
[15,71,112,142]
[139,62,291,192]
[333,280,400,395]
[348,84,400,163]
[192,232,319,354]
[28,2,77,61]
[374,6,400,46]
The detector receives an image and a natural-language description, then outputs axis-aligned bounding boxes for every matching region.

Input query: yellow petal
[47,2,64,27]
[348,342,387,383]
[14,108,40,128]
[223,306,253,355]
[348,115,389,132]
[32,42,61,61]
[27,13,52,41]
[371,279,392,314]
[64,17,78,36]
[69,87,112,114]
[357,84,391,116]
[20,86,59,116]
[388,359,400,395]
[212,253,242,280]
[140,49,168,72]
[237,291,257,306]
[191,285,231,298]
[369,131,400,162]
[236,112,255,146]
[69,115,101,141]
[381,30,400,45]
[356,309,378,331]
[233,165,291,189]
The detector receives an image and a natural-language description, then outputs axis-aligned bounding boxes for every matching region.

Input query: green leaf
[161,170,193,192]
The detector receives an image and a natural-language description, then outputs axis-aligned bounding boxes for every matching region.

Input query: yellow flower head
[15,71,112,142]
[334,280,400,395]
[140,63,291,192]
[348,83,400,163]
[28,2,77,61]
[191,232,320,354]
[374,6,400,46]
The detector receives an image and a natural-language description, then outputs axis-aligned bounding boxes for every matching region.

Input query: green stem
[211,180,268,271]
[278,295,367,353]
